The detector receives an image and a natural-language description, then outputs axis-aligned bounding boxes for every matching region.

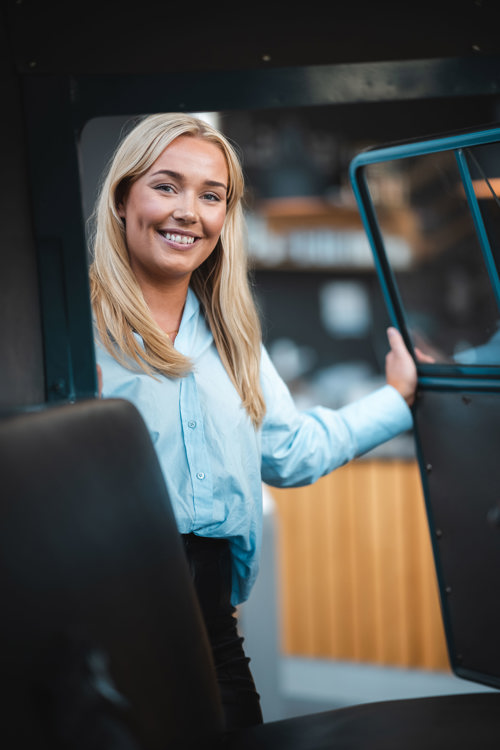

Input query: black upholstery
[0,398,224,750]
[227,692,500,749]
[2,397,500,749]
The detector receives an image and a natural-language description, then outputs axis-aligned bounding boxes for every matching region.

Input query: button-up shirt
[96,288,412,604]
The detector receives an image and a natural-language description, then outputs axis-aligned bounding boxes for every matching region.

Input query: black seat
[1,397,500,749]
[226,692,500,750]
[0,398,223,750]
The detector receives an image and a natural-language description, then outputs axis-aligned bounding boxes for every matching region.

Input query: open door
[350,125,500,691]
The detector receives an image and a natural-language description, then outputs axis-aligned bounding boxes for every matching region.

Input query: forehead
[149,135,229,182]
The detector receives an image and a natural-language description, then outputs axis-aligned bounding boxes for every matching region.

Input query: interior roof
[3,1,500,76]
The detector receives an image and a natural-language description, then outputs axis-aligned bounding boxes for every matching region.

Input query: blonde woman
[90,113,417,729]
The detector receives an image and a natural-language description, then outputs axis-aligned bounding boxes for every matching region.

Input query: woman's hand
[385,327,418,407]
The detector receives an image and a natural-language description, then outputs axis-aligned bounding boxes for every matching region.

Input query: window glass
[364,149,500,366]
[464,142,500,276]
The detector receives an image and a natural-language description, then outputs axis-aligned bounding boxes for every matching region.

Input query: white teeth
[162,232,195,245]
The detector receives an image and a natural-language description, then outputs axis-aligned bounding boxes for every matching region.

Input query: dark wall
[2,1,500,410]
[0,13,44,409]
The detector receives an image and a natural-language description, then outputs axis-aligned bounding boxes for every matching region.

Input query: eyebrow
[150,169,228,192]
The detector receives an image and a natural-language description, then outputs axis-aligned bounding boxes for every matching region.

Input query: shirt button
[196,472,206,480]
[188,420,197,429]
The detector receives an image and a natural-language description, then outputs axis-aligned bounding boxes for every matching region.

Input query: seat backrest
[0,398,224,749]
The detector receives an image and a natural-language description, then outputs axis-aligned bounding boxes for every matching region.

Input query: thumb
[387,326,406,353]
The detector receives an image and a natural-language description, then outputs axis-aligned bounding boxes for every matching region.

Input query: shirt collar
[174,286,202,356]
[130,286,209,358]
[180,286,199,328]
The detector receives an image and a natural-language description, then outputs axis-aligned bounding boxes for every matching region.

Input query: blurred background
[79,107,497,721]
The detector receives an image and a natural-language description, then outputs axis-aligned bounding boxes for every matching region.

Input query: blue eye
[155,184,175,193]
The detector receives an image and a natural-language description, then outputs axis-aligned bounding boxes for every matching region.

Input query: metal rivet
[436,529,443,538]
[196,472,205,481]
[426,463,433,473]
[445,586,452,595]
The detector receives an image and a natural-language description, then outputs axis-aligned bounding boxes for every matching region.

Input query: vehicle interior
[2,2,500,747]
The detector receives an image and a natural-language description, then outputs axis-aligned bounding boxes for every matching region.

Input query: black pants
[181,534,263,731]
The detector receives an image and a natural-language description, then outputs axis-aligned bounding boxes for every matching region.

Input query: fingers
[415,346,436,363]
[388,328,436,364]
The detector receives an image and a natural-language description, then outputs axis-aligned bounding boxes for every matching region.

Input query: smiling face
[117,134,229,291]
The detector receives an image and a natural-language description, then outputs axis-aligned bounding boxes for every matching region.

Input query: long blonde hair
[89,113,265,426]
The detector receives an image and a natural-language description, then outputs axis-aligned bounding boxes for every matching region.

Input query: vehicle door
[350,125,500,690]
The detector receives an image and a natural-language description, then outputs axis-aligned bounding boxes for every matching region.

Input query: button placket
[180,374,214,525]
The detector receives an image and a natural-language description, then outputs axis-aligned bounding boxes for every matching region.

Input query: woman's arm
[260,341,414,488]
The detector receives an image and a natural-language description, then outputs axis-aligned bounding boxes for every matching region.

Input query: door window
[351,130,500,369]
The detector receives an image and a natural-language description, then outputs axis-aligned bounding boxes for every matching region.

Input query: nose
[172,193,198,223]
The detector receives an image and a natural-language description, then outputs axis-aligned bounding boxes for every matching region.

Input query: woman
[90,113,417,730]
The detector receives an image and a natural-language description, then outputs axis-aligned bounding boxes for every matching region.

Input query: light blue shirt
[96,288,413,604]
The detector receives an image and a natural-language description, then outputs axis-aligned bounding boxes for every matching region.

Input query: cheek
[124,216,147,248]
[125,193,163,228]
[210,207,227,237]
[123,202,153,254]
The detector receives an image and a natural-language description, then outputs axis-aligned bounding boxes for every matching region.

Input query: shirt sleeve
[260,346,413,488]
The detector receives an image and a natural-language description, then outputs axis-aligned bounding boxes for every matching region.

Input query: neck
[136,274,190,337]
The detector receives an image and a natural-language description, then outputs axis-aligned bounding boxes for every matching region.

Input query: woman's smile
[118,134,228,287]
[158,230,197,247]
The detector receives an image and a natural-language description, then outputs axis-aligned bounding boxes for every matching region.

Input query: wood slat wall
[268,459,450,671]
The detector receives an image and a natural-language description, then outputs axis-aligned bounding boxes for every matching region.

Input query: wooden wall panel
[269,459,450,671]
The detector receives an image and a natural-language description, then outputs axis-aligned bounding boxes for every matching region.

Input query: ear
[115,181,128,219]
[116,199,126,219]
